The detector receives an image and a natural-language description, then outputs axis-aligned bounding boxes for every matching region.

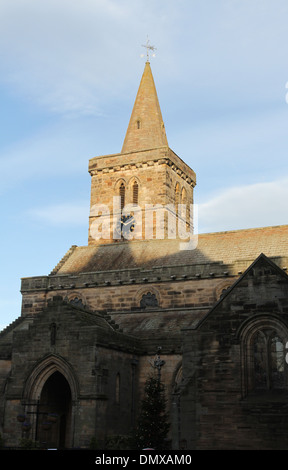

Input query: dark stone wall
[0,298,140,447]
[180,256,288,449]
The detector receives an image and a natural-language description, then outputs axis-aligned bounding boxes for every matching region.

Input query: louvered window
[119,182,125,210]
[133,181,139,205]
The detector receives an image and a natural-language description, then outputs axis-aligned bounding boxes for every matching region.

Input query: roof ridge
[198,224,288,237]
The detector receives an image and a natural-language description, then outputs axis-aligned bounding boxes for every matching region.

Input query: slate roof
[111,308,209,337]
[50,225,288,275]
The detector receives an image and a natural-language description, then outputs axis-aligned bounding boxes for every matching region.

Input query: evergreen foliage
[134,375,170,450]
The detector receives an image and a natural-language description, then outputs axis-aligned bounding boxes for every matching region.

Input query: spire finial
[141,36,156,62]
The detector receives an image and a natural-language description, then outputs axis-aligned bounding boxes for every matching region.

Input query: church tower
[88,61,196,245]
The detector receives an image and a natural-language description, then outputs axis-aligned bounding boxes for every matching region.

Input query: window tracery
[253,330,285,390]
[140,292,158,309]
[175,183,180,213]
[240,318,288,395]
[69,297,85,309]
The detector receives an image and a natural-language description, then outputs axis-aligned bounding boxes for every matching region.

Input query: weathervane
[141,36,157,62]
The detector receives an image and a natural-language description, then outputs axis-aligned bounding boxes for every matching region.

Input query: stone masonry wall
[20,276,234,318]
[88,148,195,245]
[181,257,288,449]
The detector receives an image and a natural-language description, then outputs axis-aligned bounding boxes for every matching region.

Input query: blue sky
[1,0,288,330]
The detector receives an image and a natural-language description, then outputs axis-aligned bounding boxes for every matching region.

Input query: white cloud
[26,177,288,233]
[0,0,179,117]
[1,0,288,121]
[198,178,288,233]
[27,202,89,227]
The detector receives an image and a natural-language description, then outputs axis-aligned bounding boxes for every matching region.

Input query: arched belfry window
[119,182,125,210]
[132,180,139,205]
[180,187,187,219]
[175,183,180,204]
[175,183,180,215]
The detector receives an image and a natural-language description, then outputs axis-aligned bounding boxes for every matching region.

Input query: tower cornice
[88,147,196,187]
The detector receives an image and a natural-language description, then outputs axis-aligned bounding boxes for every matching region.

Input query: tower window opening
[175,183,180,215]
[136,120,141,129]
[133,181,139,205]
[181,187,190,225]
[119,182,125,210]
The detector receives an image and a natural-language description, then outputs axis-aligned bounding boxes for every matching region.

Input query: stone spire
[121,61,168,153]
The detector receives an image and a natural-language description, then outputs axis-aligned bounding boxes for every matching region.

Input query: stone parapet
[88,147,196,186]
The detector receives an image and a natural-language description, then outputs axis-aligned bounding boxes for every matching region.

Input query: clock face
[116,213,135,239]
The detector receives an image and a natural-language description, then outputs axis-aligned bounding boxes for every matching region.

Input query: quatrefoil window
[140,292,158,309]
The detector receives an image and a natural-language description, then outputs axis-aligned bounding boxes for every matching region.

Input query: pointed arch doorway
[36,371,72,448]
[24,356,78,449]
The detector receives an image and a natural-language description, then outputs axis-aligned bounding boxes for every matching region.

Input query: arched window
[132,180,139,205]
[140,292,158,309]
[180,187,187,220]
[175,183,180,215]
[181,187,187,206]
[240,318,288,396]
[69,297,85,309]
[50,323,57,346]
[119,182,125,210]
[253,330,285,390]
[175,183,180,204]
